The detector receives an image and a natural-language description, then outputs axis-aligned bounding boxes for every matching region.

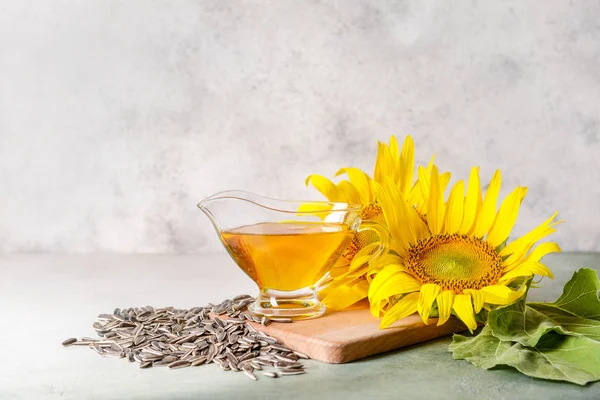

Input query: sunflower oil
[220,222,351,291]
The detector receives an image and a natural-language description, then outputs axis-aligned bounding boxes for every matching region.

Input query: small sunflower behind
[305,136,449,309]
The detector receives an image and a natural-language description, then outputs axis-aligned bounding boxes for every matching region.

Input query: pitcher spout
[197,199,219,231]
[197,190,266,232]
[197,191,238,231]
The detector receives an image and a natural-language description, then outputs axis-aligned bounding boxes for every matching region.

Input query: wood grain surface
[247,303,468,364]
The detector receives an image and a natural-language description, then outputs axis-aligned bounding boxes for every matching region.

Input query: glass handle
[316,220,390,292]
[356,220,390,272]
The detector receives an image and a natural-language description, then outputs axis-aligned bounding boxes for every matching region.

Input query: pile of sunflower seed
[62,295,307,381]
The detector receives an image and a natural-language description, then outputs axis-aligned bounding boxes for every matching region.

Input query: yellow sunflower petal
[399,135,415,194]
[334,243,381,280]
[337,180,362,205]
[480,285,526,305]
[499,261,554,284]
[321,279,370,310]
[374,142,386,183]
[500,212,560,257]
[383,177,429,244]
[417,165,431,211]
[336,168,372,204]
[411,155,437,215]
[368,264,407,297]
[305,174,347,203]
[417,284,441,325]
[296,203,334,218]
[500,212,561,265]
[367,253,404,276]
[425,154,436,173]
[436,290,455,326]
[370,300,390,318]
[503,232,559,268]
[472,170,502,238]
[375,137,399,184]
[504,242,562,273]
[439,172,452,194]
[486,186,528,248]
[380,292,420,329]
[444,180,465,234]
[369,271,422,310]
[452,294,477,332]
[373,181,413,254]
[388,137,400,182]
[524,242,562,263]
[427,165,445,235]
[463,289,485,314]
[408,180,424,212]
[460,167,482,234]
[389,135,400,162]
[371,181,401,244]
[370,272,420,318]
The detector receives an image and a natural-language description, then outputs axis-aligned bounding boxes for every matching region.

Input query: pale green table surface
[1,253,599,400]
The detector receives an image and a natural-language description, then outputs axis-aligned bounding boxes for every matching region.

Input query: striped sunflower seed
[64,295,307,381]
[168,360,191,369]
[244,369,258,381]
[62,338,77,346]
[280,370,306,376]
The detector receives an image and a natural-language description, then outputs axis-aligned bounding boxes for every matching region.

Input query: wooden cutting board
[245,303,467,364]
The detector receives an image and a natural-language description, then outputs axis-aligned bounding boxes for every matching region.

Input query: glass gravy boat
[198,190,389,320]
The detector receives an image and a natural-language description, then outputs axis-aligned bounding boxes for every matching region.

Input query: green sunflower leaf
[451,327,600,385]
[450,325,512,369]
[490,268,600,347]
[450,268,600,385]
[529,268,600,320]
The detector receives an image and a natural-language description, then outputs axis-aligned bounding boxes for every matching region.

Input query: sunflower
[305,136,449,309]
[369,166,561,331]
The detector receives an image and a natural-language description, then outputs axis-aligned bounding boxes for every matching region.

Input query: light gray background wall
[1,0,599,253]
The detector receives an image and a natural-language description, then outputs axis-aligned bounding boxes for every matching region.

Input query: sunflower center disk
[405,234,504,291]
